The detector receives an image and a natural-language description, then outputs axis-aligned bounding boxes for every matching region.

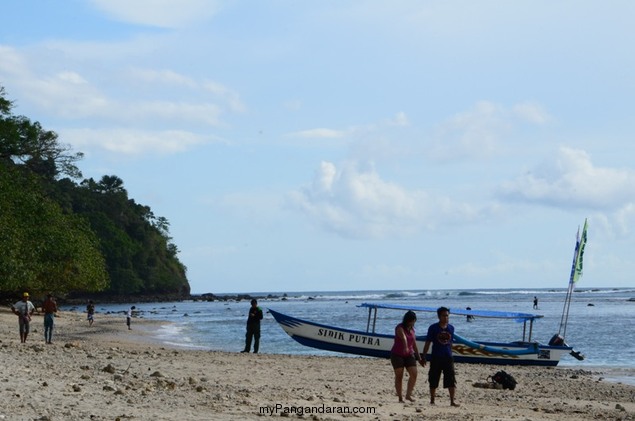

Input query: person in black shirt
[242,299,263,353]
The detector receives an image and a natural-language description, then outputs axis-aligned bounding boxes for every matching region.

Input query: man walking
[42,293,58,344]
[11,292,36,343]
[422,306,460,407]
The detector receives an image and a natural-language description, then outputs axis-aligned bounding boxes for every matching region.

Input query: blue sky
[2,1,634,294]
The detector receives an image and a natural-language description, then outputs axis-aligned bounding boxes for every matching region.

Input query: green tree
[0,164,108,294]
[0,87,83,180]
[0,85,189,299]
[74,176,189,296]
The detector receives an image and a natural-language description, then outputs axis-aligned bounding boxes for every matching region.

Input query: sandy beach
[0,307,633,421]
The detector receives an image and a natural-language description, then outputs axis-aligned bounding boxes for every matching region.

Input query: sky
[1,1,634,294]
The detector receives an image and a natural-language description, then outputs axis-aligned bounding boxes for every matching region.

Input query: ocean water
[64,287,635,384]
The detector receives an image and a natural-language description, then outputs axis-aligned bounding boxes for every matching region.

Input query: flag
[571,219,588,283]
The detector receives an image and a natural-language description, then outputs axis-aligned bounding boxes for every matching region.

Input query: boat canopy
[359,302,543,323]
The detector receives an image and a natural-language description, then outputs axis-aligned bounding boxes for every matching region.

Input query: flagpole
[558,219,588,340]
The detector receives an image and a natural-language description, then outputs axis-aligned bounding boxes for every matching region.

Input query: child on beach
[86,300,95,326]
[126,306,136,330]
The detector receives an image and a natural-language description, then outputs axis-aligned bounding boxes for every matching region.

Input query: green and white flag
[570,219,588,284]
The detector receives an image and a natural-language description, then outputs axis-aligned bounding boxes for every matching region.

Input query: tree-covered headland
[0,86,190,302]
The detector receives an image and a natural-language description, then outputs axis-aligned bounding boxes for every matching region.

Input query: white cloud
[128,68,198,88]
[60,128,212,155]
[612,204,635,236]
[289,128,347,139]
[89,0,221,29]
[127,100,223,126]
[428,101,551,161]
[289,111,411,141]
[445,256,556,281]
[0,47,109,115]
[56,71,89,85]
[429,101,510,161]
[202,81,246,113]
[0,46,24,74]
[0,46,245,163]
[512,102,551,124]
[0,47,230,127]
[289,160,490,239]
[127,68,246,115]
[499,147,635,210]
[38,87,222,126]
[386,112,409,127]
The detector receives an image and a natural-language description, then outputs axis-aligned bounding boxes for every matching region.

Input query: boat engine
[549,334,585,361]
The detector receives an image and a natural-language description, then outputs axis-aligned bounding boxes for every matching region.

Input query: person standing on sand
[11,292,36,343]
[390,310,425,402]
[86,300,95,326]
[42,293,58,344]
[126,306,136,330]
[533,296,539,309]
[242,299,263,353]
[422,306,460,407]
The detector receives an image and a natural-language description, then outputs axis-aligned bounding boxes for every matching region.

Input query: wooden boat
[269,305,571,366]
[270,220,588,366]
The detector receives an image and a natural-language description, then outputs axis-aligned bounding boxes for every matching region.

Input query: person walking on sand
[42,293,58,344]
[11,292,36,343]
[86,300,95,326]
[126,306,136,330]
[533,296,539,310]
[242,299,263,353]
[390,310,425,402]
[422,306,460,407]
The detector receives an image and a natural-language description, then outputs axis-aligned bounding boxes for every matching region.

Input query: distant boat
[271,220,588,366]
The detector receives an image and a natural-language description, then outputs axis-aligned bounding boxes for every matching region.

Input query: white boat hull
[269,309,571,366]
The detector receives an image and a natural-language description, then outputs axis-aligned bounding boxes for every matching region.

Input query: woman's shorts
[390,353,417,369]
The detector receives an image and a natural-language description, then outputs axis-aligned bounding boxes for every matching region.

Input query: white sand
[1,307,633,420]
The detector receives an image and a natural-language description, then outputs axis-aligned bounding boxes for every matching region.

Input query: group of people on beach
[9,292,139,344]
[237,298,458,405]
[11,292,456,405]
[235,298,461,406]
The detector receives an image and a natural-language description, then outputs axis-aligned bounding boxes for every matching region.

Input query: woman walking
[390,310,424,402]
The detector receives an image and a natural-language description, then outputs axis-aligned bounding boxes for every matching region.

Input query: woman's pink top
[391,323,415,357]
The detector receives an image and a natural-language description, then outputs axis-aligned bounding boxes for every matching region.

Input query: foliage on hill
[0,86,190,299]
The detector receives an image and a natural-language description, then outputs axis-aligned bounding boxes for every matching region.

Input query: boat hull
[269,309,570,366]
